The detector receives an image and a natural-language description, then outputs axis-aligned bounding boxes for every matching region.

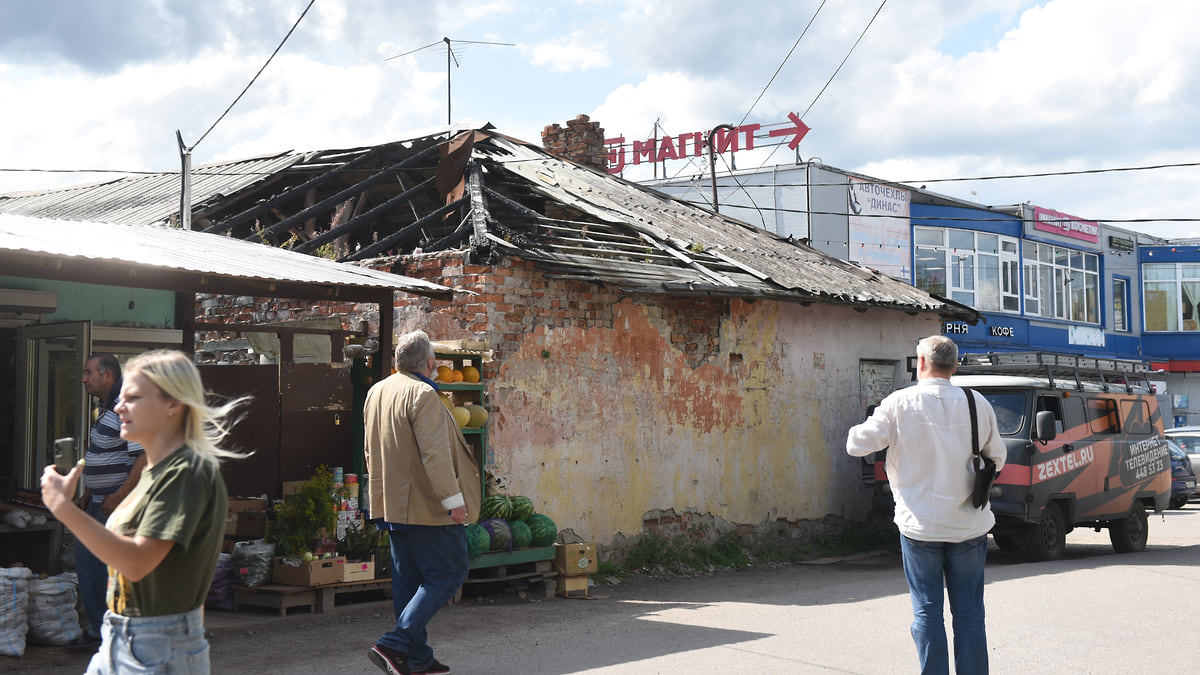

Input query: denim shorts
[86,607,210,674]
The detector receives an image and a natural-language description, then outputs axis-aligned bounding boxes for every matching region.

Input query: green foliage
[614,525,899,577]
[266,465,338,557]
[624,531,750,573]
[337,519,379,562]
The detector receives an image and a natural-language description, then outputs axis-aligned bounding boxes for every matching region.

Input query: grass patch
[604,525,899,578]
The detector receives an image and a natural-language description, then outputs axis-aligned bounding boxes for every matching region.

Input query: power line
[187,0,316,152]
[757,0,888,170]
[738,0,828,126]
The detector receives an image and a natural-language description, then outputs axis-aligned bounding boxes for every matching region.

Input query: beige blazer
[364,371,481,526]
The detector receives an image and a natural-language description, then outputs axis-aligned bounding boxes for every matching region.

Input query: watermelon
[508,495,535,522]
[465,523,490,559]
[525,513,557,547]
[479,518,512,552]
[480,495,512,520]
[509,520,532,549]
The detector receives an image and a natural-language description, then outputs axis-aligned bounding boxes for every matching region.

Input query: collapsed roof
[0,125,974,319]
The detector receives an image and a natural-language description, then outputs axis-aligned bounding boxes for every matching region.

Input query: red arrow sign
[768,112,810,150]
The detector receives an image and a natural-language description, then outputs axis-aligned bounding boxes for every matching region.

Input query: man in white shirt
[847,335,1006,675]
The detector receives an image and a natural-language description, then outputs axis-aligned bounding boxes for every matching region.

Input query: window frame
[1112,276,1130,333]
[913,226,1020,313]
[1023,241,1099,324]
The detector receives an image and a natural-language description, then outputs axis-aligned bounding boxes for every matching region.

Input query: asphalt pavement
[10,506,1199,674]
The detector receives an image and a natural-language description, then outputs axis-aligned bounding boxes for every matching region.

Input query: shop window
[1112,278,1129,332]
[913,227,1018,313]
[1025,242,1099,324]
[1143,263,1200,332]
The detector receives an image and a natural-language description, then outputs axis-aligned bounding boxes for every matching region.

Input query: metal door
[14,321,91,491]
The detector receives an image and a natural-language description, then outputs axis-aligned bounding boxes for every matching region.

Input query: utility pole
[176,130,191,230]
[707,124,734,214]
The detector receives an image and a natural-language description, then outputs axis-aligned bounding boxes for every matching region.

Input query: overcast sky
[2,0,1199,238]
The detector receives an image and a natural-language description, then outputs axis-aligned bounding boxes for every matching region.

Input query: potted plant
[266,465,338,558]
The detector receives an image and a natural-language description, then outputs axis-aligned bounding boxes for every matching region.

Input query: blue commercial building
[647,162,1200,425]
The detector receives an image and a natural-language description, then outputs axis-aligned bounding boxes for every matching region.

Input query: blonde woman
[41,349,248,674]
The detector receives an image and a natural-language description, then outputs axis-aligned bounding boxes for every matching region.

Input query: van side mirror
[1034,411,1057,441]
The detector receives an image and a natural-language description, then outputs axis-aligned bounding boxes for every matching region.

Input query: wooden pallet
[460,547,558,599]
[233,579,391,616]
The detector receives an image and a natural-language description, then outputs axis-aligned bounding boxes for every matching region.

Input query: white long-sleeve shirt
[847,377,1007,542]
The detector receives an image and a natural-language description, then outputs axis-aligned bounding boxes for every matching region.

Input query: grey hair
[394,330,435,372]
[917,335,958,372]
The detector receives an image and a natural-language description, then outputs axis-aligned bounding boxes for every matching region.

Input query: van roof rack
[956,351,1153,393]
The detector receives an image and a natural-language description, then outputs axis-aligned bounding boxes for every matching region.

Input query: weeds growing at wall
[608,525,899,578]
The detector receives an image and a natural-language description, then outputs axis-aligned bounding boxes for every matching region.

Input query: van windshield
[981,391,1027,435]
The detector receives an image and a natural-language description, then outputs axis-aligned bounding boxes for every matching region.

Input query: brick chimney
[541,114,607,171]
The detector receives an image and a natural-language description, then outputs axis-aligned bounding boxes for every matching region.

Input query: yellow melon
[435,365,454,382]
[460,365,480,383]
[451,369,464,382]
[465,404,489,428]
[450,406,471,428]
[440,393,454,410]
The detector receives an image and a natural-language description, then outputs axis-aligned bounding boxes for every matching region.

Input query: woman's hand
[41,463,83,515]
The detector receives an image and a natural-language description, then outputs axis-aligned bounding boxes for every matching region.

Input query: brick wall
[388,251,726,371]
[541,114,608,172]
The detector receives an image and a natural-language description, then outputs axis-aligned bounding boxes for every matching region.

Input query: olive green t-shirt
[105,444,228,617]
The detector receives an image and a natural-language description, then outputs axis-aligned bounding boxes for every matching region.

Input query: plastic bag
[0,567,34,657]
[231,540,275,588]
[205,553,235,610]
[27,572,82,646]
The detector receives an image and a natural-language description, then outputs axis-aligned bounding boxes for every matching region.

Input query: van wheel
[1108,502,1148,553]
[1022,504,1066,561]
[993,533,1023,551]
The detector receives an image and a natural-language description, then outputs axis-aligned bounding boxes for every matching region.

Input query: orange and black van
[870,352,1171,561]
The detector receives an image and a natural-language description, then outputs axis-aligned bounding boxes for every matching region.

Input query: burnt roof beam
[343,196,467,262]
[294,175,436,254]
[200,145,387,235]
[223,144,440,242]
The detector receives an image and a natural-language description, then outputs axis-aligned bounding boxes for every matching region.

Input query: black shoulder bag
[964,387,997,509]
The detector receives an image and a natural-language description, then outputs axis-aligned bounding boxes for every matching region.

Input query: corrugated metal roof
[0,152,305,225]
[0,213,452,299]
[477,134,958,314]
[0,126,973,319]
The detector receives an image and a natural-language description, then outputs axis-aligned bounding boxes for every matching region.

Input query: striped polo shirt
[83,379,144,505]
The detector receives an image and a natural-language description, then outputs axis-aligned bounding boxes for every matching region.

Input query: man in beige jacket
[365,331,481,675]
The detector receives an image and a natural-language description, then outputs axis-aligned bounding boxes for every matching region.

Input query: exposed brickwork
[196,252,727,371]
[385,251,725,372]
[541,114,608,171]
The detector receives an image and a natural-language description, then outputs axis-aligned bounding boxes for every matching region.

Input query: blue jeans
[86,607,209,674]
[899,534,989,675]
[377,526,469,671]
[77,500,109,639]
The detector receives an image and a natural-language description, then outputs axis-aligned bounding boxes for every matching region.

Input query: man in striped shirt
[75,353,146,645]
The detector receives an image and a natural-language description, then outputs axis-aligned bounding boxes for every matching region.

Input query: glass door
[14,321,90,491]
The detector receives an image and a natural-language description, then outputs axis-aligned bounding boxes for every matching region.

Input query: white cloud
[522,31,610,73]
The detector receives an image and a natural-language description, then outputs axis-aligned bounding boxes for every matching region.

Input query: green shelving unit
[435,351,488,501]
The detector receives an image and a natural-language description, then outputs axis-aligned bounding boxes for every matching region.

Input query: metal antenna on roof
[386,37,515,124]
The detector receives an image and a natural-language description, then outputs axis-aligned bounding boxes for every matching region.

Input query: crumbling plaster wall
[390,251,940,548]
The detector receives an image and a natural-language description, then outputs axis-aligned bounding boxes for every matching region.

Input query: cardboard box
[232,511,268,538]
[226,497,267,518]
[272,555,346,587]
[554,543,598,576]
[556,574,589,597]
[342,557,375,582]
[282,481,306,496]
